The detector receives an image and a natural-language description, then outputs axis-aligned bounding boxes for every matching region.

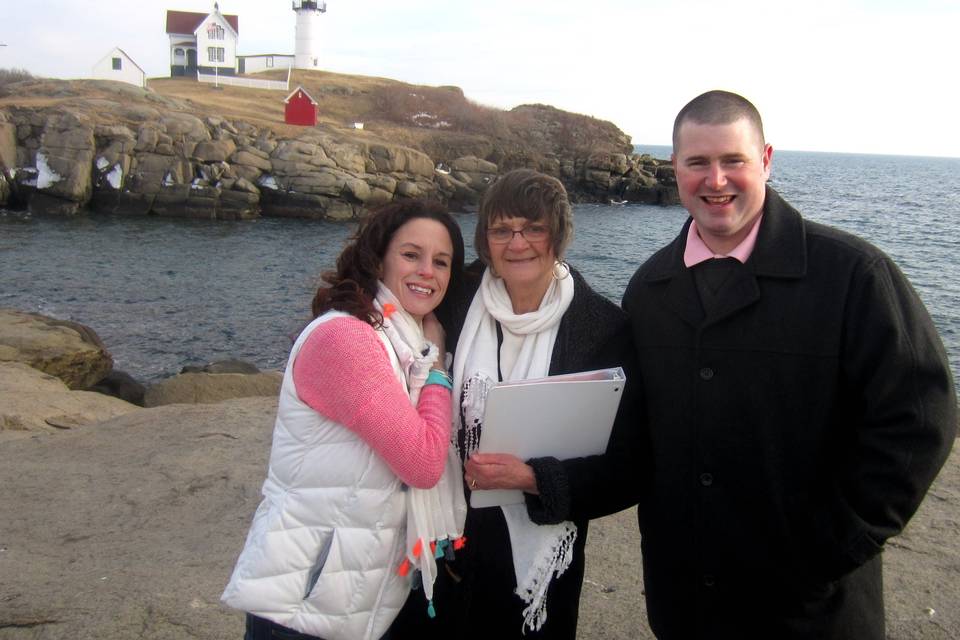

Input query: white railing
[197,66,290,92]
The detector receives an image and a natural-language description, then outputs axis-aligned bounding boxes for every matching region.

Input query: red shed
[284,85,318,126]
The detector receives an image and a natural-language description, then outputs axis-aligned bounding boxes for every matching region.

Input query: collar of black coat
[642,186,808,282]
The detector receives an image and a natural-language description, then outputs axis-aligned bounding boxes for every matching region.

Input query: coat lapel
[702,266,760,327]
[643,187,807,329]
[644,218,706,328]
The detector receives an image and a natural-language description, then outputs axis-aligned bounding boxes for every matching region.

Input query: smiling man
[544,90,957,639]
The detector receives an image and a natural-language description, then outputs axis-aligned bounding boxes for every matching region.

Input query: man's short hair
[672,90,765,152]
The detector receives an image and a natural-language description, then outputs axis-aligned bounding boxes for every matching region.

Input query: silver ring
[470,478,477,489]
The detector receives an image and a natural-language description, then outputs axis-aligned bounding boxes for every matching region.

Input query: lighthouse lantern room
[293,0,327,70]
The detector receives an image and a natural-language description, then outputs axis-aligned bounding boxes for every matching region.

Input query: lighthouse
[293,0,326,70]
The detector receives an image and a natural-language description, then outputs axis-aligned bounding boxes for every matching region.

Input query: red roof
[284,85,318,105]
[165,10,239,35]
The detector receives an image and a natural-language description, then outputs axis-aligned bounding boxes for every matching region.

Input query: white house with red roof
[166,3,239,77]
[92,47,146,88]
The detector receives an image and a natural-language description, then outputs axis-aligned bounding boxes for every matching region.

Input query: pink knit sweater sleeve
[292,315,452,489]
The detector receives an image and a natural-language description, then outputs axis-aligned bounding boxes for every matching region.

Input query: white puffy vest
[222,311,411,640]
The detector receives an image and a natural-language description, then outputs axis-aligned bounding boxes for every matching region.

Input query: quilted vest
[222,311,411,640]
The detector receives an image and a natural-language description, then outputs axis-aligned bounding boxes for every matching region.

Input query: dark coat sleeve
[793,252,957,582]
[526,322,650,525]
[524,273,650,525]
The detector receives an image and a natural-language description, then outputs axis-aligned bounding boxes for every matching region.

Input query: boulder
[269,159,319,177]
[231,164,263,183]
[230,149,272,172]
[33,112,96,207]
[322,141,366,174]
[272,140,335,169]
[367,143,405,173]
[0,173,9,206]
[194,139,237,163]
[655,164,676,185]
[365,187,394,206]
[586,152,629,175]
[343,176,372,202]
[144,371,282,407]
[0,120,17,173]
[260,189,331,219]
[583,169,612,190]
[0,361,139,437]
[219,194,260,220]
[135,124,160,152]
[396,179,428,198]
[451,155,498,175]
[285,170,345,196]
[0,309,113,389]
[325,199,356,220]
[160,113,210,142]
[363,174,397,194]
[435,172,480,209]
[26,191,85,215]
[87,369,147,406]
[181,359,260,375]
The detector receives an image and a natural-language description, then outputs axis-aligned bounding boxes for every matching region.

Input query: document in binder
[470,366,626,508]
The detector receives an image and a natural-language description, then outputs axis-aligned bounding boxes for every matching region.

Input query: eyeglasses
[486,224,551,244]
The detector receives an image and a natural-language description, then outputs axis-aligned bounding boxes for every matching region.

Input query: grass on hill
[0,67,632,166]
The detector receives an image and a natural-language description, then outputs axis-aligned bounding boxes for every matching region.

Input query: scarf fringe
[515,521,577,633]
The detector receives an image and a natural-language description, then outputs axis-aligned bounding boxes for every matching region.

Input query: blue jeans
[244,614,323,640]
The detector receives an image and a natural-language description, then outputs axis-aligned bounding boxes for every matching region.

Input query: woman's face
[486,216,556,296]
[380,217,454,321]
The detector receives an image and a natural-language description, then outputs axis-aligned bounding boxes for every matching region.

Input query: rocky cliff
[0,72,678,219]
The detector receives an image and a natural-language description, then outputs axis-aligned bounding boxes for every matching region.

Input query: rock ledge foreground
[1,309,957,637]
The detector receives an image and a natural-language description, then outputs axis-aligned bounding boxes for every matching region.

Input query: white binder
[470,367,626,508]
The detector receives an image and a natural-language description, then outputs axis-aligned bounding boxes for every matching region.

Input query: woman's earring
[553,260,570,280]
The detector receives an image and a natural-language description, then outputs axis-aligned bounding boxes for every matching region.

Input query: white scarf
[451,267,576,633]
[373,283,467,615]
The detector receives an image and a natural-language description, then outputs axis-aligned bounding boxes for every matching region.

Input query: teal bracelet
[425,368,453,390]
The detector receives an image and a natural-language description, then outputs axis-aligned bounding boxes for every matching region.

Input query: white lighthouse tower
[293,0,326,70]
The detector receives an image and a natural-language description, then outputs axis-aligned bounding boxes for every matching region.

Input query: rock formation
[0,76,679,217]
[0,361,139,438]
[0,308,113,389]
[144,370,283,407]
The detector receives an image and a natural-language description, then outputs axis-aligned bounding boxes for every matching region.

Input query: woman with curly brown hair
[222,199,468,640]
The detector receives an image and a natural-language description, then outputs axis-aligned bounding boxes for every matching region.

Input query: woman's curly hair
[310,199,465,327]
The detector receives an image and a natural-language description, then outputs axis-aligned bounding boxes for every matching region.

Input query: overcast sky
[2,0,957,158]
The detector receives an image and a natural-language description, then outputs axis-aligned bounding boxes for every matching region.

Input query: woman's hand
[423,312,447,365]
[465,453,539,495]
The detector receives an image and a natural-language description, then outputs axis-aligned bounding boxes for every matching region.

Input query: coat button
[699,367,714,380]
[703,574,716,587]
[699,472,714,487]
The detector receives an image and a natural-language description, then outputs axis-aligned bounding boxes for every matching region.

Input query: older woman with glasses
[398,169,632,639]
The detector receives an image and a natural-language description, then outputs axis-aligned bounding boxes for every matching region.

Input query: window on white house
[208,47,225,63]
[266,57,274,68]
[207,24,225,40]
[174,48,184,58]
[112,57,122,70]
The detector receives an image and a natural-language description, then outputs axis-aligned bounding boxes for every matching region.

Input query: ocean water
[2,147,959,392]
